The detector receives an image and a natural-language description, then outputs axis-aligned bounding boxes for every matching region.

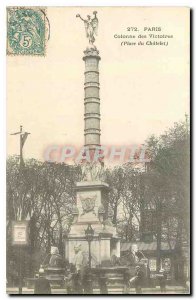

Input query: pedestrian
[134,265,144,294]
[98,275,108,294]
[72,271,83,294]
[34,268,51,294]
[64,264,75,294]
[83,266,93,294]
[159,268,167,293]
[124,266,132,294]
[72,244,85,293]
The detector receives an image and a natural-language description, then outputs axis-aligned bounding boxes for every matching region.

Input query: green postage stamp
[7,7,47,56]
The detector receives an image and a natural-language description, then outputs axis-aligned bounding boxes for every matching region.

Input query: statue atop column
[76,11,98,46]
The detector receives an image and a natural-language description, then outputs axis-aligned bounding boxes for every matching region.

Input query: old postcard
[6,7,190,294]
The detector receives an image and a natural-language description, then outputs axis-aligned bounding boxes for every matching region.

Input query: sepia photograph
[6,6,190,294]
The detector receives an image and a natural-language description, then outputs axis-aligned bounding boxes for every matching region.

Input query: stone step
[7,286,188,295]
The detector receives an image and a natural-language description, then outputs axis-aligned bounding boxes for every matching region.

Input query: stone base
[65,181,120,265]
[65,233,120,266]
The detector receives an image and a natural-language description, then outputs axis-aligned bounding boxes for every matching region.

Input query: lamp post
[85,224,94,268]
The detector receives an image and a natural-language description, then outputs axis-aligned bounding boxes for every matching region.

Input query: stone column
[83,48,101,151]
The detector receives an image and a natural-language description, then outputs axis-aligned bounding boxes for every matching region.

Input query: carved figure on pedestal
[81,161,105,182]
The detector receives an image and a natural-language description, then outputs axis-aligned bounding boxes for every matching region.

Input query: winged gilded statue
[76,11,98,46]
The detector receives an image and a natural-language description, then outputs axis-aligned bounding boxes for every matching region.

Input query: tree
[6,157,81,276]
[144,117,190,270]
[105,166,126,225]
[120,167,145,241]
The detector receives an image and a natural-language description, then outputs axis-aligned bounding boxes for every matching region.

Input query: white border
[0,0,194,299]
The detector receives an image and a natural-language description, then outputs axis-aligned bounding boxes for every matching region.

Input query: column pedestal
[65,181,120,266]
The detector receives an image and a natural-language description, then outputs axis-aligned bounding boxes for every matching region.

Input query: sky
[7,7,190,162]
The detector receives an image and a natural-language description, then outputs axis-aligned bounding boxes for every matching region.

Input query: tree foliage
[7,118,190,276]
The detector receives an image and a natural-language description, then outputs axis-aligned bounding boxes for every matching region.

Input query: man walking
[134,265,144,294]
